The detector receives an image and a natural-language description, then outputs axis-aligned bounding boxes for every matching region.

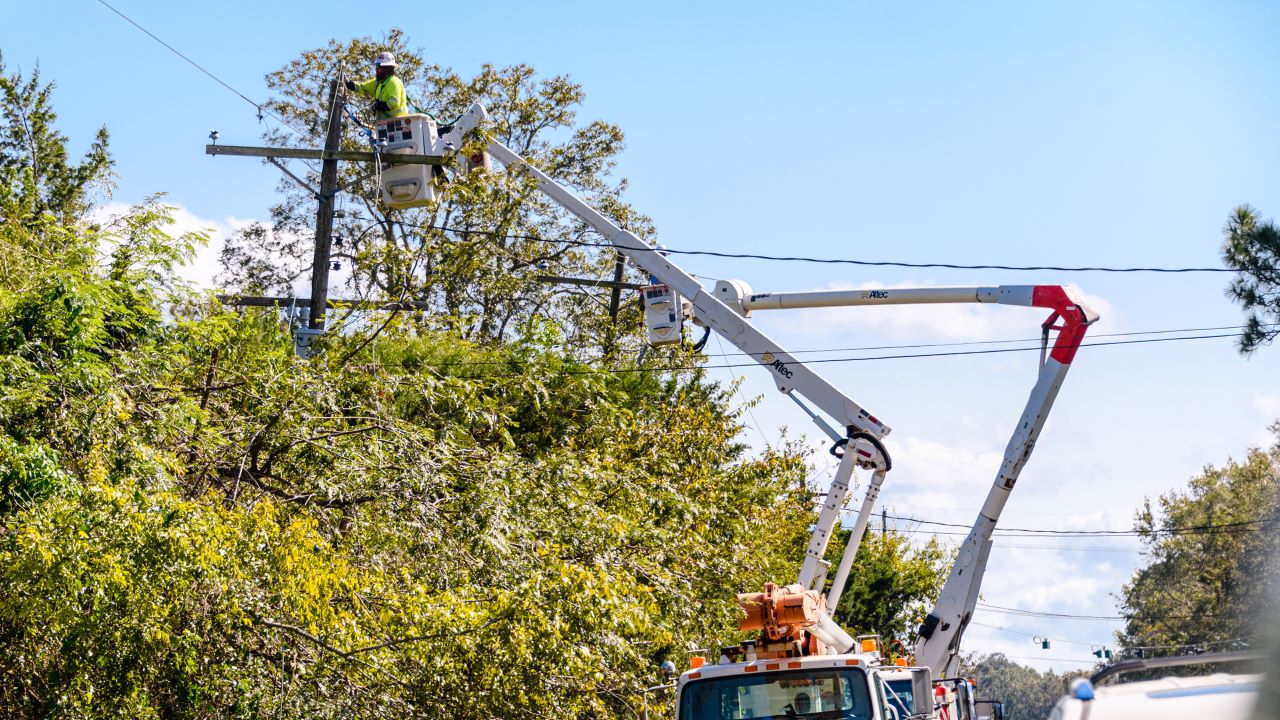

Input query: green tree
[830,528,950,648]
[0,57,961,719]
[0,53,112,220]
[961,653,1083,720]
[1,191,818,716]
[220,29,652,355]
[1116,426,1279,656]
[1222,204,1280,353]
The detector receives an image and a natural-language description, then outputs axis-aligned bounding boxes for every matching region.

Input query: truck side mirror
[911,668,933,718]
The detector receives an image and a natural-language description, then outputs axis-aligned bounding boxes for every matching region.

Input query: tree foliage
[961,653,1083,720]
[0,198,820,716]
[1116,426,1280,656]
[0,53,953,718]
[220,29,652,355]
[830,528,949,647]
[1222,204,1280,354]
[0,53,112,220]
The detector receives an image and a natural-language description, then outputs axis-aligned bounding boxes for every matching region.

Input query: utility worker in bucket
[345,52,408,120]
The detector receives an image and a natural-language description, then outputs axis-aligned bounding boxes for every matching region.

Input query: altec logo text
[760,352,794,378]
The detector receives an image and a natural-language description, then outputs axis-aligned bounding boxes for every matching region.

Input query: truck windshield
[680,668,873,720]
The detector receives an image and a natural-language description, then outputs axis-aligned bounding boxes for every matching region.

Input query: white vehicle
[1049,652,1264,720]
[436,102,1098,719]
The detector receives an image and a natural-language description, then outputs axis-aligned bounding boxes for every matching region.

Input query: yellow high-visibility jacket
[355,75,408,119]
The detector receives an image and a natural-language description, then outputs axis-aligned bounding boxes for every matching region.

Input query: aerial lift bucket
[375,107,493,209]
[376,113,439,209]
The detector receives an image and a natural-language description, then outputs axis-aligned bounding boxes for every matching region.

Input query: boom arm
[451,104,1096,669]
[910,286,1098,676]
[720,282,1100,671]
[461,106,889,440]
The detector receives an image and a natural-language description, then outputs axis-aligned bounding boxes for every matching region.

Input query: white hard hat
[375,52,397,68]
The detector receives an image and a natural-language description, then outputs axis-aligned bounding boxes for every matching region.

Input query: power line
[714,333,771,451]
[994,654,1099,664]
[884,502,1133,519]
[372,322,1256,368]
[984,542,1138,553]
[412,223,1236,274]
[701,324,1270,359]
[411,328,1242,375]
[888,527,1141,551]
[885,513,1275,537]
[976,605,1125,621]
[96,0,298,135]
[969,622,1108,647]
[976,602,1234,622]
[968,622,1253,654]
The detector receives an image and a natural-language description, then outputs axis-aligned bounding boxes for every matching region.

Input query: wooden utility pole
[606,252,627,323]
[308,76,345,331]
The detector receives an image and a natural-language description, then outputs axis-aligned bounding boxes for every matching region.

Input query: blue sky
[4,0,1279,671]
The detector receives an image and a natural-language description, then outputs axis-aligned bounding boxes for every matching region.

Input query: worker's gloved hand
[344,79,356,91]
[373,100,390,112]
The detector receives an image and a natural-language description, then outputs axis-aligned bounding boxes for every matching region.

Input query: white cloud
[819,431,1135,672]
[1254,394,1280,420]
[759,280,1117,343]
[89,201,300,292]
[880,435,1005,498]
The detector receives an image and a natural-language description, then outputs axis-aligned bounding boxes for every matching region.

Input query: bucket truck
[420,102,1098,719]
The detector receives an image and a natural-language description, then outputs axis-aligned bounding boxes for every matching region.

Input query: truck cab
[677,654,911,720]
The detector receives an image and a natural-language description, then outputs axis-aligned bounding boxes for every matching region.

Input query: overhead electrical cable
[967,617,1111,645]
[1000,654,1101,664]
[968,622,1253,654]
[976,602,1234,621]
[419,330,1244,375]
[96,0,301,136]
[975,605,1127,621]
[884,513,1275,537]
[714,333,771,450]
[408,222,1236,274]
[877,528,1141,552]
[698,323,1272,359]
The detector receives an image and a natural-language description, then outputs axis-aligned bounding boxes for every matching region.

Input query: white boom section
[458,104,1098,672]
[743,286,1005,310]
[913,357,1073,676]
[481,132,889,440]
[910,288,1099,677]
[725,280,1099,669]
[826,467,886,615]
[722,284,1055,313]
[458,102,892,626]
